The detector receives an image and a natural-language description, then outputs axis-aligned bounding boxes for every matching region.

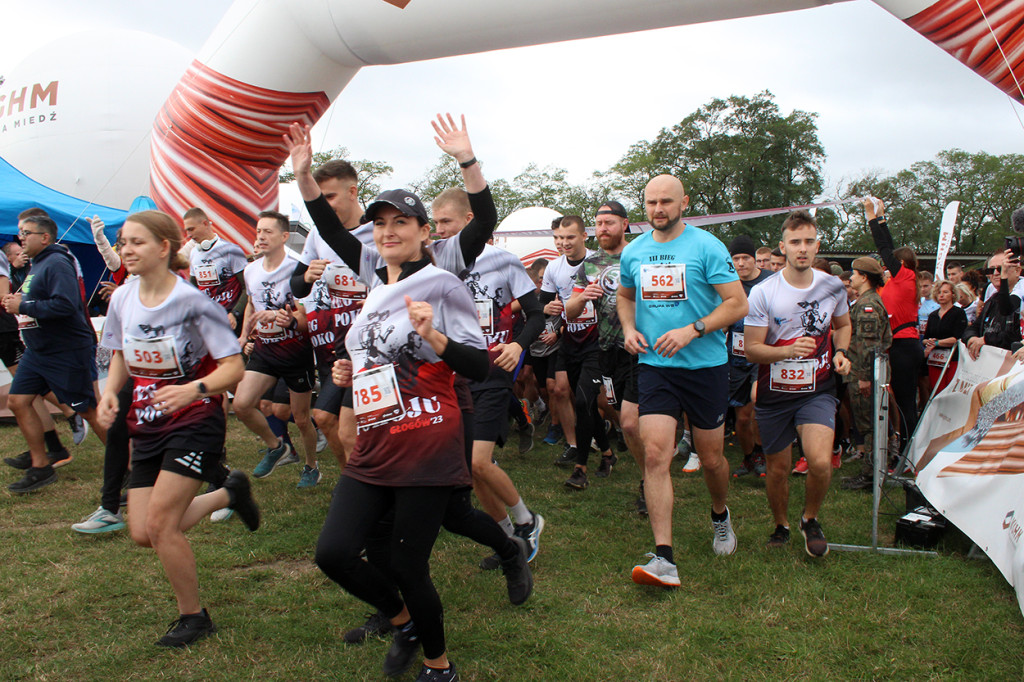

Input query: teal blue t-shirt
[619,225,737,369]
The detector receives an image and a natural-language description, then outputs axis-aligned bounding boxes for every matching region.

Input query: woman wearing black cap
[313,185,489,682]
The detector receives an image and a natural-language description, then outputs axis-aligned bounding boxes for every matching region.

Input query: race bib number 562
[640,264,686,301]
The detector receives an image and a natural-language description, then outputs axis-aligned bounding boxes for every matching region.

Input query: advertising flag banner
[908,343,1024,618]
[934,201,959,279]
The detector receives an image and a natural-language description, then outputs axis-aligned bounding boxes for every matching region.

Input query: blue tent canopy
[0,155,130,298]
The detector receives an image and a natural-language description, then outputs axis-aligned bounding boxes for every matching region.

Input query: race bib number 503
[124,335,185,379]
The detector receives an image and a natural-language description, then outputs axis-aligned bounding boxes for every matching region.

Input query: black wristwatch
[693,320,706,338]
[196,381,208,397]
[834,348,848,358]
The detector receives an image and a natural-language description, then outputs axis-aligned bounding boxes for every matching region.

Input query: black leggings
[315,478,454,659]
[362,411,517,587]
[889,338,924,448]
[101,381,133,515]
[570,350,609,467]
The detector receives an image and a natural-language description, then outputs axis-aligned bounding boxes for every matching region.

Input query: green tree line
[280,91,1024,254]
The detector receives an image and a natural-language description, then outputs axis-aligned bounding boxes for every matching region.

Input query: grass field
[1,417,1022,681]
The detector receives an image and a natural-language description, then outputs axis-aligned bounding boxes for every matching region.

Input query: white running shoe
[315,428,328,453]
[210,508,234,522]
[712,508,738,556]
[631,553,680,587]
[71,506,125,534]
[69,414,89,446]
[682,452,702,473]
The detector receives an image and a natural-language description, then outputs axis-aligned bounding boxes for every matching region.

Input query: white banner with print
[908,342,1024,618]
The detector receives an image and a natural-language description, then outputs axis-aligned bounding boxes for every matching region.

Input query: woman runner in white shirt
[97,210,257,648]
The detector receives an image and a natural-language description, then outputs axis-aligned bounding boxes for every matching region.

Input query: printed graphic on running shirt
[303,278,362,367]
[102,278,240,458]
[542,252,598,348]
[576,251,624,350]
[344,265,484,487]
[189,240,247,311]
[244,256,313,367]
[744,269,848,405]
[458,244,534,361]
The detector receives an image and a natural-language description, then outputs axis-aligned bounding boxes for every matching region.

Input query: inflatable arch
[149,0,1024,249]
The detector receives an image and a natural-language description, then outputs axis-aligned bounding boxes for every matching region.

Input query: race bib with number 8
[769,359,815,393]
[123,335,185,379]
[325,263,368,301]
[640,264,686,301]
[731,332,745,357]
[352,364,405,430]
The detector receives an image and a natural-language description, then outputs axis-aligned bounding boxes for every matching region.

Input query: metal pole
[831,349,937,556]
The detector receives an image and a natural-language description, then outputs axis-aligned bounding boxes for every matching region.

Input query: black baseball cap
[596,201,628,219]
[364,189,429,225]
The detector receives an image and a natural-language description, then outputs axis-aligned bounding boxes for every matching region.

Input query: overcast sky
[3,0,1023,201]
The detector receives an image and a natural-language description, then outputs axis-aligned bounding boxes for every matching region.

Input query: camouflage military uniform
[845,289,892,458]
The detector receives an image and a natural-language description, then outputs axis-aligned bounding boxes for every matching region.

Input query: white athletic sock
[499,516,514,536]
[510,498,531,525]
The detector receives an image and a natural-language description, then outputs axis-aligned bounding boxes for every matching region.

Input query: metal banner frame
[832,351,938,556]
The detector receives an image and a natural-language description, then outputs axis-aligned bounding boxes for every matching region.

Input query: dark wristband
[459,156,478,169]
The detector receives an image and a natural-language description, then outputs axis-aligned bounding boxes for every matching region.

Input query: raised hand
[284,122,313,176]
[432,113,474,164]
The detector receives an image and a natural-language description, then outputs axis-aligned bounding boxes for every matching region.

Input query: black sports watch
[196,381,208,397]
[693,320,706,338]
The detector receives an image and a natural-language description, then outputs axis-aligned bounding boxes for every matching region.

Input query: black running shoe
[635,481,648,516]
[415,662,460,681]
[223,470,260,531]
[513,512,545,563]
[766,524,791,548]
[3,451,31,469]
[501,536,533,606]
[5,450,71,470]
[155,608,217,648]
[518,422,534,455]
[595,453,617,478]
[799,517,829,557]
[479,552,501,571]
[564,466,588,490]
[48,449,73,469]
[383,621,421,677]
[344,611,393,644]
[8,465,57,494]
[553,445,578,467]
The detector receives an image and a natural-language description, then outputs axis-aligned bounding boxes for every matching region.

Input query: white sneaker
[71,506,125,534]
[315,428,328,453]
[211,507,234,522]
[712,508,738,556]
[682,452,702,473]
[69,414,89,446]
[631,553,680,587]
